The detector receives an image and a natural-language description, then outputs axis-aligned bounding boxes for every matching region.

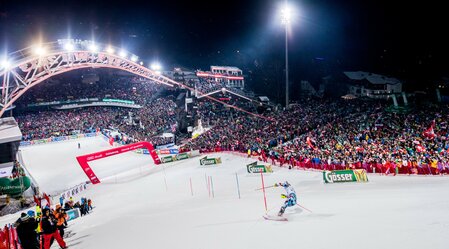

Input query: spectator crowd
[13,73,449,175]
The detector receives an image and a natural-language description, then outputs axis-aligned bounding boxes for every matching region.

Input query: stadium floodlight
[139,61,144,66]
[0,58,10,69]
[88,43,98,52]
[279,0,297,108]
[130,55,138,62]
[151,62,162,71]
[64,43,75,51]
[106,46,115,54]
[280,4,293,25]
[33,46,47,56]
[119,50,127,58]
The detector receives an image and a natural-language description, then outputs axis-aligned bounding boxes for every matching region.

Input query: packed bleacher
[13,72,449,175]
[15,75,178,146]
[182,99,449,175]
[17,76,164,106]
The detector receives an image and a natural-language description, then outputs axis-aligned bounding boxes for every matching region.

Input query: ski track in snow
[2,136,449,249]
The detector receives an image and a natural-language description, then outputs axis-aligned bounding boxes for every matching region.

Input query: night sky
[1,0,448,97]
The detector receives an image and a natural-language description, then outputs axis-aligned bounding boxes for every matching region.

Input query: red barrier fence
[0,224,21,249]
[185,146,449,176]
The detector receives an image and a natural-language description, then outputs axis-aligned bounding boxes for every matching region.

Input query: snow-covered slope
[3,138,449,249]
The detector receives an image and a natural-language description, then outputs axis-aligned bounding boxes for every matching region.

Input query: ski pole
[296,203,313,213]
[255,185,275,191]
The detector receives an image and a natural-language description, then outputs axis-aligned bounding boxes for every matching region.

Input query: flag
[171,123,178,132]
[306,137,317,150]
[416,144,426,153]
[43,193,51,207]
[423,120,436,139]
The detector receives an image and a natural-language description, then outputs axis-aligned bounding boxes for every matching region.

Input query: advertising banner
[246,162,273,173]
[323,169,369,183]
[20,132,99,147]
[66,208,81,221]
[161,156,175,163]
[176,153,189,160]
[0,176,32,196]
[157,148,179,155]
[199,156,222,166]
[155,143,176,149]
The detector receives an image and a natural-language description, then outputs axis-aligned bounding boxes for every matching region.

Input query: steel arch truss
[0,51,178,117]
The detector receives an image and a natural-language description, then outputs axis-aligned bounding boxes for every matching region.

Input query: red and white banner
[76,141,160,184]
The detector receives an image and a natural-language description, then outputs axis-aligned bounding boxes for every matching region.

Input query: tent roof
[344,71,401,85]
[0,117,22,144]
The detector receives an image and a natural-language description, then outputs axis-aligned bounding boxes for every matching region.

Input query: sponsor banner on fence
[157,148,179,155]
[20,132,99,147]
[160,153,191,163]
[176,153,189,160]
[246,161,273,173]
[161,155,175,163]
[323,169,369,183]
[155,143,176,149]
[199,156,222,166]
[66,208,81,221]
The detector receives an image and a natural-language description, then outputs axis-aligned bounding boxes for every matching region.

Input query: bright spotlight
[119,50,127,58]
[64,43,75,51]
[88,43,98,52]
[131,55,138,62]
[106,46,115,54]
[33,46,46,56]
[139,61,144,66]
[151,62,162,71]
[0,58,10,69]
[281,5,292,24]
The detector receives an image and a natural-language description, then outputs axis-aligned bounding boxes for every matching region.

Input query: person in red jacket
[41,208,67,249]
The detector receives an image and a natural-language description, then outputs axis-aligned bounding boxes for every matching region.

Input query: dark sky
[1,0,448,89]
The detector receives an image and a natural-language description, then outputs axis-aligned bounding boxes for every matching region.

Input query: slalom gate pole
[260,171,268,212]
[190,177,193,196]
[235,172,241,199]
[207,176,211,198]
[210,176,215,198]
[162,164,168,191]
[296,204,313,213]
[205,173,208,192]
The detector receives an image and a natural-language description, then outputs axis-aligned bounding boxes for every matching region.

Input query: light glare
[106,46,115,54]
[281,5,292,24]
[33,46,46,56]
[89,43,98,52]
[119,50,127,58]
[1,59,10,69]
[151,62,162,71]
[64,43,75,51]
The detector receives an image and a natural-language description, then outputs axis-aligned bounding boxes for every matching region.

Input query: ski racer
[274,181,297,216]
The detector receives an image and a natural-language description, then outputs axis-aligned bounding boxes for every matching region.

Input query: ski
[263,215,288,221]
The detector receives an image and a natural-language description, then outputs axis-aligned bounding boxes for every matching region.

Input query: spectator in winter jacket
[87,199,92,211]
[53,205,68,237]
[15,212,39,249]
[41,208,67,249]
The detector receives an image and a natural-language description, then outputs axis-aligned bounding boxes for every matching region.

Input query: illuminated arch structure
[0,39,179,117]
